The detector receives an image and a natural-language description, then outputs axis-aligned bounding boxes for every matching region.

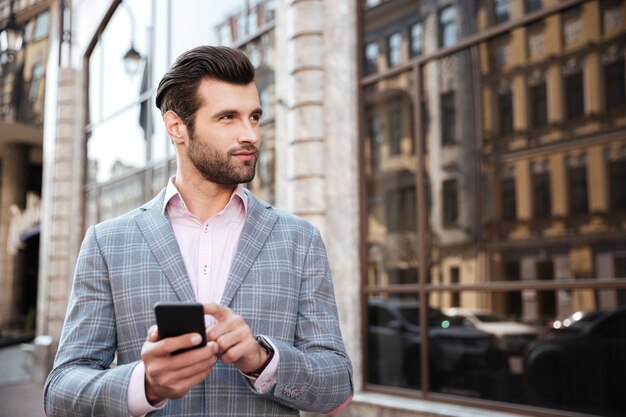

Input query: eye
[220,114,235,120]
[250,113,262,122]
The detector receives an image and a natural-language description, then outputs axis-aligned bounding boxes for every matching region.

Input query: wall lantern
[0,2,24,66]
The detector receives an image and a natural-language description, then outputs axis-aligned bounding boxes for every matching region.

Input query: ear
[163,111,187,144]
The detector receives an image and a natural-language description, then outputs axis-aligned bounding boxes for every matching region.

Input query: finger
[204,303,233,323]
[162,332,205,355]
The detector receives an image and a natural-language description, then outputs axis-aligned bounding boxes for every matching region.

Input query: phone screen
[154,302,207,354]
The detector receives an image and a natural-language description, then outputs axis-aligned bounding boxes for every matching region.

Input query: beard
[187,131,258,185]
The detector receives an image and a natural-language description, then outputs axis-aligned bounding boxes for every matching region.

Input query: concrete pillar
[276,0,361,392]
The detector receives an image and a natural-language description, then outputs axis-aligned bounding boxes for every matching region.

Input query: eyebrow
[213,107,263,119]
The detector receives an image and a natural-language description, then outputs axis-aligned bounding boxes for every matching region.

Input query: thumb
[147,325,159,342]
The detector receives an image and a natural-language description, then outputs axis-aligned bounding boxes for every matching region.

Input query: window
[32,12,49,41]
[265,0,276,22]
[439,5,457,48]
[529,82,548,128]
[218,24,232,46]
[501,177,517,221]
[601,0,624,34]
[387,32,402,68]
[247,8,258,35]
[364,42,379,75]
[498,90,514,135]
[568,166,589,214]
[533,172,551,218]
[410,23,423,58]
[609,159,626,210]
[29,63,44,102]
[525,0,542,13]
[443,179,459,226]
[494,0,510,25]
[527,23,544,57]
[366,106,382,170]
[562,6,582,46]
[605,58,625,111]
[490,35,510,68]
[564,72,584,119]
[386,186,416,233]
[441,91,456,145]
[450,267,460,306]
[388,100,403,155]
[237,13,247,40]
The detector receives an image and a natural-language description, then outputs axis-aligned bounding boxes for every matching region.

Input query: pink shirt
[127,178,278,416]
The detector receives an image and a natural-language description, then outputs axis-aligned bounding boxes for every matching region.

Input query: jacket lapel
[134,190,197,303]
[221,191,277,307]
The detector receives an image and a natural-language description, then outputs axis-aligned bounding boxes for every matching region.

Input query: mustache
[229,146,259,155]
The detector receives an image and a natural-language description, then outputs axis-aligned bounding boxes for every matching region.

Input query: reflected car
[367,298,507,394]
[524,306,626,416]
[547,309,608,334]
[444,307,539,355]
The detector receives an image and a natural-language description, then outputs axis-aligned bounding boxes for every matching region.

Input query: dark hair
[155,46,255,132]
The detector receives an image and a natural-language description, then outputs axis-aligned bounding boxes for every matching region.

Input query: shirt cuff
[241,335,279,393]
[127,361,167,416]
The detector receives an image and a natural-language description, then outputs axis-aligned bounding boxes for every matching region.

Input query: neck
[174,173,237,222]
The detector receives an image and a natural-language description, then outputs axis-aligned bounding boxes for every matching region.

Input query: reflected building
[479,0,626,323]
[0,0,51,336]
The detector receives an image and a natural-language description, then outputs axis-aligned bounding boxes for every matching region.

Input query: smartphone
[154,302,207,354]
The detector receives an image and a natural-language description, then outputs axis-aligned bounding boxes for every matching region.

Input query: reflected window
[527,22,544,57]
[525,0,542,13]
[609,159,626,210]
[386,186,416,233]
[364,42,379,75]
[388,100,402,155]
[410,23,423,58]
[29,63,44,102]
[501,177,517,221]
[605,58,625,111]
[33,12,49,41]
[265,0,276,21]
[443,179,459,226]
[490,35,510,68]
[439,5,457,48]
[366,106,382,170]
[387,32,402,68]
[529,82,548,128]
[441,91,456,145]
[568,165,588,214]
[498,90,514,135]
[533,172,551,218]
[565,72,584,119]
[601,0,624,34]
[562,6,582,46]
[494,0,510,25]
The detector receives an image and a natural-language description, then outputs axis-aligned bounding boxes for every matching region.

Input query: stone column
[276,0,361,394]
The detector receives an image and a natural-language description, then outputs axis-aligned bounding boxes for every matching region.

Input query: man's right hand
[141,325,219,405]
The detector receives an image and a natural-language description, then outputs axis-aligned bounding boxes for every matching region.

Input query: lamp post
[0,0,24,67]
[120,1,142,76]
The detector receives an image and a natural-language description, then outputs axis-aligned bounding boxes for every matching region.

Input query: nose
[238,120,260,144]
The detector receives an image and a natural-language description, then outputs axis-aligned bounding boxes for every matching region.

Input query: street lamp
[122,42,142,75]
[0,1,24,66]
[120,2,142,76]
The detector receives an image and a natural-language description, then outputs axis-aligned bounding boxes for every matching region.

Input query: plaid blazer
[44,189,353,417]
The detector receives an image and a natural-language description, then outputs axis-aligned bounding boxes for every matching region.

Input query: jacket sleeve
[43,226,136,417]
[265,227,354,413]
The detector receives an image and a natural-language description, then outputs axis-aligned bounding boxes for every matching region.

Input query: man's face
[185,78,262,185]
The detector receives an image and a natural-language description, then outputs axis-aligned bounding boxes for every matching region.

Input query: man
[44,46,353,416]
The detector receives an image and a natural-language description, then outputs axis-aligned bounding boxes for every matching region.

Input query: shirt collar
[162,176,248,217]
